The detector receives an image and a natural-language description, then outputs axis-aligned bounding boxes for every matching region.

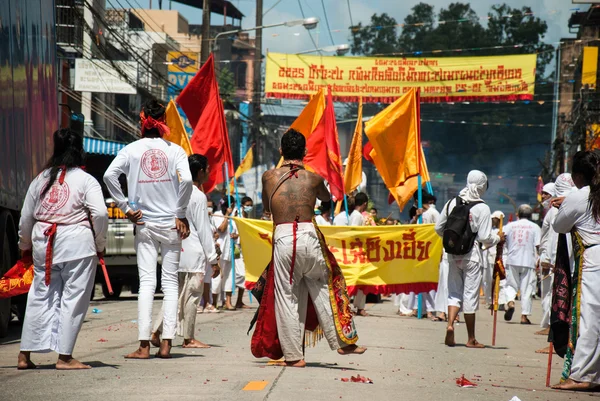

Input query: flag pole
[546,342,554,387]
[224,162,235,296]
[415,88,424,320]
[343,194,350,225]
[492,217,504,346]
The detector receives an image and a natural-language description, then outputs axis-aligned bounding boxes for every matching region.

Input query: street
[0,290,594,401]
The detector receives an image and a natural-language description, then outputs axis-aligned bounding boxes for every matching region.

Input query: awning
[84,137,126,156]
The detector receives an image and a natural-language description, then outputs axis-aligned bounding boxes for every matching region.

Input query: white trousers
[353,290,367,310]
[397,293,416,314]
[274,223,345,361]
[540,274,554,329]
[447,258,482,314]
[211,259,232,295]
[20,256,96,355]
[154,272,204,340]
[135,224,181,340]
[570,267,600,384]
[482,257,493,304]
[505,265,535,316]
[226,258,246,290]
[435,257,449,314]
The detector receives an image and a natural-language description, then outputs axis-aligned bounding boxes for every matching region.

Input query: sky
[146,0,588,55]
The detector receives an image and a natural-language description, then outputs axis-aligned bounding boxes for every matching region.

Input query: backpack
[443,197,483,255]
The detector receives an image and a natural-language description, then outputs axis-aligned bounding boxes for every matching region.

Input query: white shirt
[315,215,331,226]
[554,186,600,270]
[422,205,440,225]
[333,210,363,226]
[103,137,193,225]
[504,218,541,268]
[179,186,219,273]
[212,210,238,262]
[539,207,559,265]
[435,197,500,264]
[18,168,108,267]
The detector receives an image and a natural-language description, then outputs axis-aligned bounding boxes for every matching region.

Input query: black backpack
[442,197,483,255]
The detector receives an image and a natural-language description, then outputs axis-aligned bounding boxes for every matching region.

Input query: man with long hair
[104,100,193,359]
[251,129,366,367]
[18,129,108,369]
[151,154,219,349]
[552,151,600,391]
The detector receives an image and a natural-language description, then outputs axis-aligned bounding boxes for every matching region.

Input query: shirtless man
[258,129,366,367]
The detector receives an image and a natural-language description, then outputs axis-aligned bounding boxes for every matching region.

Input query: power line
[346,0,354,27]
[320,0,335,46]
[297,0,321,55]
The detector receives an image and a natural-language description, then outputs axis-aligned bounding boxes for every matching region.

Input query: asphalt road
[0,288,596,401]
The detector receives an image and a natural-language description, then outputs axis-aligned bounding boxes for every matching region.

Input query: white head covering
[491,210,505,220]
[459,170,488,202]
[555,173,576,197]
[542,182,556,197]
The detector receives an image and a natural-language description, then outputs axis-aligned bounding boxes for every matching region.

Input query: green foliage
[218,67,236,100]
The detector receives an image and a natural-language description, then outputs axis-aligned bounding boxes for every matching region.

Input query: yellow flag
[344,97,363,194]
[365,89,429,210]
[165,100,193,156]
[229,147,254,192]
[276,89,326,168]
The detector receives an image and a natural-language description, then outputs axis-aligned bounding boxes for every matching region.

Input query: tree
[218,67,236,101]
[350,13,400,56]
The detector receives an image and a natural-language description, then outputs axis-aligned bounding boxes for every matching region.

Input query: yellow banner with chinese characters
[233,218,442,294]
[265,52,536,103]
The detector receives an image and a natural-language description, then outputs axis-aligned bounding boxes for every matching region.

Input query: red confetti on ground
[456,375,477,388]
[349,375,373,384]
[222,379,228,382]
[96,338,108,342]
[341,378,349,382]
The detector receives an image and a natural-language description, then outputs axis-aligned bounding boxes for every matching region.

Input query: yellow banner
[265,52,536,103]
[167,51,199,73]
[234,218,442,293]
[582,47,598,89]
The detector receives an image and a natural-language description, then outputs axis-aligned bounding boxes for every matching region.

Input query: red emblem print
[41,181,70,212]
[141,149,168,179]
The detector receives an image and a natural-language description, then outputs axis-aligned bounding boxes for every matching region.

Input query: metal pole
[252,0,263,161]
[551,46,561,176]
[417,175,423,319]
[200,0,211,65]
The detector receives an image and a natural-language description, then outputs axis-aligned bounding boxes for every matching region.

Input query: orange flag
[344,97,363,194]
[304,86,344,202]
[165,100,192,156]
[365,88,430,210]
[229,146,254,193]
[177,53,233,192]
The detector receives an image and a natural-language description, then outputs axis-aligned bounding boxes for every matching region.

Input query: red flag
[304,87,344,202]
[176,53,233,192]
[363,142,374,163]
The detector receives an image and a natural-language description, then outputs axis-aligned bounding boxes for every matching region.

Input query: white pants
[482,256,493,304]
[397,293,416,314]
[274,223,346,361]
[353,290,367,310]
[447,258,482,314]
[570,267,600,384]
[505,265,535,316]
[227,258,245,290]
[212,258,232,295]
[20,256,96,355]
[135,224,181,340]
[154,272,204,340]
[435,257,449,314]
[540,273,554,328]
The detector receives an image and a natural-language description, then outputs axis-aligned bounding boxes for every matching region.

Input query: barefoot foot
[182,339,211,349]
[125,345,151,359]
[535,346,552,354]
[535,328,550,336]
[150,331,161,348]
[356,309,369,317]
[337,344,367,355]
[56,357,91,370]
[445,326,456,347]
[17,352,36,370]
[285,359,306,368]
[552,378,600,391]
[466,339,485,349]
[155,340,172,358]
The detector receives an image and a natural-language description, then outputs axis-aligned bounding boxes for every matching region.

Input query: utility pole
[252,0,263,161]
[200,0,211,65]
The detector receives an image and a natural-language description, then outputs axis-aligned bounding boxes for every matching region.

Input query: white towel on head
[542,182,556,197]
[555,173,576,197]
[458,170,488,202]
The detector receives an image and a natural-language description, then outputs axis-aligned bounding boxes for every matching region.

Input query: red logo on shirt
[141,149,168,179]
[41,182,70,212]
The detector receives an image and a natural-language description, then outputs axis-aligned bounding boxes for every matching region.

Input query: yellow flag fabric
[165,100,193,156]
[365,89,429,209]
[234,217,441,294]
[229,147,254,192]
[344,97,363,195]
[276,89,326,168]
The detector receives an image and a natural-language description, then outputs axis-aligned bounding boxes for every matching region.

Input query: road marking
[243,381,269,391]
[267,359,284,365]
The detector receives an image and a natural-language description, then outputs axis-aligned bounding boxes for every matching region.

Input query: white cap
[491,210,505,220]
[343,157,349,166]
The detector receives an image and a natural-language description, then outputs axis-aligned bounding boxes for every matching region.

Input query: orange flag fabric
[229,146,254,193]
[365,88,430,210]
[344,97,363,194]
[304,87,344,202]
[177,53,233,192]
[165,100,193,156]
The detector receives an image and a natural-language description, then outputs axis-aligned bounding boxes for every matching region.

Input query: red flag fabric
[0,253,34,299]
[304,87,345,202]
[176,53,233,192]
[363,142,374,163]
